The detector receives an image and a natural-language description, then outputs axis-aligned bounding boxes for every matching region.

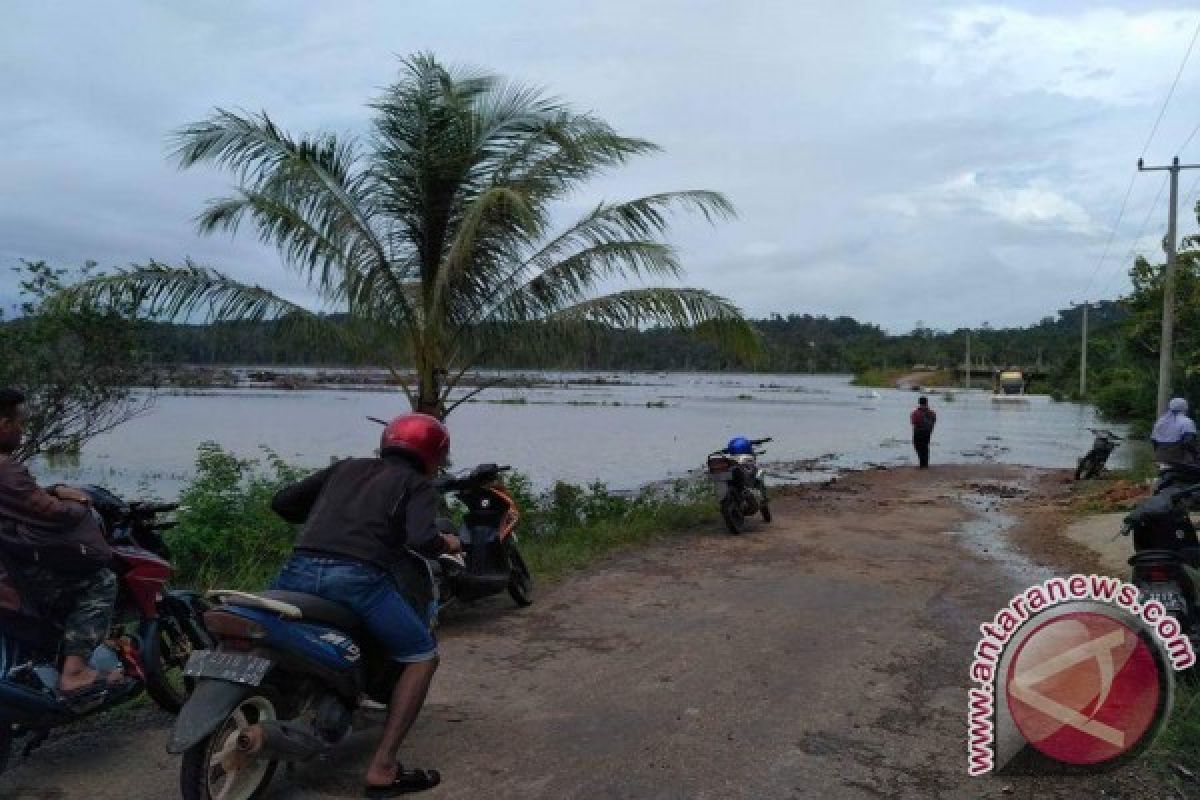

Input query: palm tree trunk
[415,360,445,419]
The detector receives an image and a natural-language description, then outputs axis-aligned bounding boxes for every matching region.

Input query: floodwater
[33,372,1128,498]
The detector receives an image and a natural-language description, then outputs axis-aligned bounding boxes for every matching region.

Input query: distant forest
[131,302,1122,382]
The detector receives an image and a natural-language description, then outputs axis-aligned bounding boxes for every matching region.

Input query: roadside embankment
[1003,472,1150,578]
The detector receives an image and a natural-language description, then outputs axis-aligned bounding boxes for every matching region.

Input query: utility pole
[964,329,971,389]
[1081,301,1088,397]
[1138,156,1200,412]
[1072,301,1089,397]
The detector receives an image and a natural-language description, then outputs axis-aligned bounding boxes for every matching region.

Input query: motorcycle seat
[260,590,362,631]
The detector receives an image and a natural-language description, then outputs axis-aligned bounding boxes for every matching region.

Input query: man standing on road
[910,396,937,469]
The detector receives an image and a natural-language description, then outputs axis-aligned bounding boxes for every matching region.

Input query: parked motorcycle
[1153,460,1200,494]
[1121,483,1200,654]
[434,463,533,611]
[1075,428,1122,480]
[706,437,772,534]
[0,487,211,774]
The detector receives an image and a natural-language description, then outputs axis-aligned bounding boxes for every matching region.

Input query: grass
[519,486,715,581]
[167,443,718,590]
[851,368,903,388]
[1151,679,1200,792]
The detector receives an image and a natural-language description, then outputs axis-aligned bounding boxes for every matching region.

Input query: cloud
[2,1,1200,331]
[878,171,1099,235]
[915,5,1199,105]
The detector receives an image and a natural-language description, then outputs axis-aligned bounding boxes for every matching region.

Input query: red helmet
[380,413,450,472]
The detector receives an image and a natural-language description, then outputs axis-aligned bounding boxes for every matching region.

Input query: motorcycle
[169,589,417,799]
[433,463,533,611]
[0,487,211,773]
[1075,428,1121,480]
[166,464,531,799]
[1121,483,1200,654]
[706,438,772,534]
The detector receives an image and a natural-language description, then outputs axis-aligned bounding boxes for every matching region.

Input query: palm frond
[480,240,679,323]
[435,185,537,313]
[550,287,761,361]
[521,191,735,277]
[173,110,417,327]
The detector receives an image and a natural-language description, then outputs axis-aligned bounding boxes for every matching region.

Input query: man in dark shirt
[269,412,460,796]
[0,388,121,698]
[910,396,937,469]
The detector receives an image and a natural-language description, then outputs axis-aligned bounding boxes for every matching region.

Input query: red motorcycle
[0,486,211,773]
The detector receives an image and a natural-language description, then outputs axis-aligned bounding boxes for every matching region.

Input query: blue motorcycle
[168,587,412,799]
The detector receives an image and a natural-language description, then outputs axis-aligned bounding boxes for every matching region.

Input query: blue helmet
[727,436,754,455]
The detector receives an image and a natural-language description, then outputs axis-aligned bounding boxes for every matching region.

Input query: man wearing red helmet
[268,412,461,795]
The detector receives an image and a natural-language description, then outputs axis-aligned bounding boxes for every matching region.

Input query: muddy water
[34,372,1125,498]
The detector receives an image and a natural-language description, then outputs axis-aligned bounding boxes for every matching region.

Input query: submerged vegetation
[168,443,715,590]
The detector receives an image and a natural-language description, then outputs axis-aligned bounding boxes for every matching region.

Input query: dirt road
[0,466,1166,799]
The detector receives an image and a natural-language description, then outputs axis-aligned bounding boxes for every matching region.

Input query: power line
[1082,15,1200,299]
[1097,174,1168,298]
[1081,172,1138,297]
[1178,117,1200,155]
[1141,16,1200,159]
[1097,170,1200,299]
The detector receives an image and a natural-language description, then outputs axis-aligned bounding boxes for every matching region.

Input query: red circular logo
[1005,611,1165,766]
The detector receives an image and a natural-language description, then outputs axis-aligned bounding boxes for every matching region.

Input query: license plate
[1141,586,1188,613]
[183,650,272,686]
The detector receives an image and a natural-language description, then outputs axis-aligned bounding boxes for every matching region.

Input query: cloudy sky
[4,1,1200,332]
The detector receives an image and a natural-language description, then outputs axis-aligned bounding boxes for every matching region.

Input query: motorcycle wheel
[142,613,207,713]
[180,692,279,800]
[721,495,746,535]
[507,540,534,607]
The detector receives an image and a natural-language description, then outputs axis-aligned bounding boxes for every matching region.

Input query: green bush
[1092,367,1156,425]
[168,443,304,589]
[167,445,718,590]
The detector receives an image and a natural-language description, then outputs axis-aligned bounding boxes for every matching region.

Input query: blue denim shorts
[272,554,437,663]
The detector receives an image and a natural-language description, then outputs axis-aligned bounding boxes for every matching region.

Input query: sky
[4,1,1200,333]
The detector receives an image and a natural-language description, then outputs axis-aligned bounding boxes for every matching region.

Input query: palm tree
[66,54,751,417]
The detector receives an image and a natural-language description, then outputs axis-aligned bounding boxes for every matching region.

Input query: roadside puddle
[952,488,1055,585]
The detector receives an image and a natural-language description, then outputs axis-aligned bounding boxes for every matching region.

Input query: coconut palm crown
[66,54,752,417]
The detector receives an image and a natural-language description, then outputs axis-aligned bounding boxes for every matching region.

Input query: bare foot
[58,665,124,693]
[365,762,398,788]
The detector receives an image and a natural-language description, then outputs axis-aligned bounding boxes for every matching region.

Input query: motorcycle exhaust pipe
[237,720,331,761]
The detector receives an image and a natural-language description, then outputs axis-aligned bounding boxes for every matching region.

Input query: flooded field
[34,372,1128,498]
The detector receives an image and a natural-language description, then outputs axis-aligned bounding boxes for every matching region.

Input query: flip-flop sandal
[58,669,134,707]
[363,766,442,796]
[58,683,109,712]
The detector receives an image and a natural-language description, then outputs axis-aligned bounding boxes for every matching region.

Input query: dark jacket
[271,455,446,573]
[0,455,90,530]
[0,455,112,573]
